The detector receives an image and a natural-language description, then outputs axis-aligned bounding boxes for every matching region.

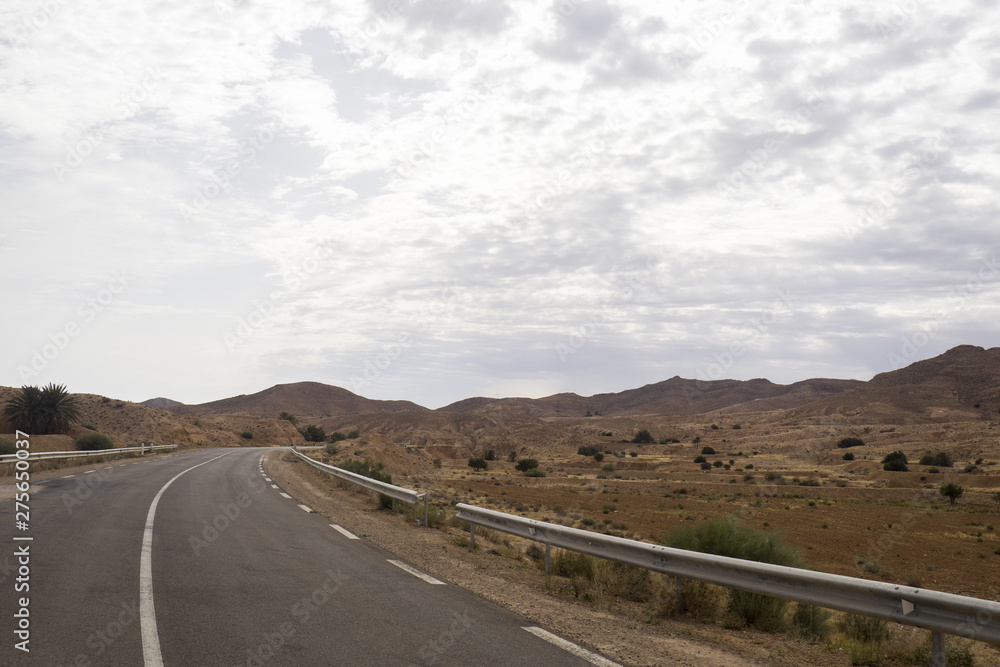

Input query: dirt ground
[266,449,1000,667]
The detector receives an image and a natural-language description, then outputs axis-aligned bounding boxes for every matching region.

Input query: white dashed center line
[387,560,445,585]
[330,524,359,540]
[521,627,622,667]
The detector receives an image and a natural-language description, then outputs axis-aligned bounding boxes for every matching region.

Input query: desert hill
[142,381,428,418]
[0,386,304,450]
[439,377,863,417]
[787,345,1000,424]
[142,397,186,411]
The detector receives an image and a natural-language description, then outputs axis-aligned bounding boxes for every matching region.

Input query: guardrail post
[469,524,475,550]
[423,494,428,527]
[676,577,686,615]
[931,631,946,667]
[545,544,551,576]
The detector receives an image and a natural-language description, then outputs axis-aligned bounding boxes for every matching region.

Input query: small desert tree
[515,458,538,472]
[633,429,654,444]
[881,451,908,472]
[300,425,326,442]
[468,457,488,471]
[940,482,964,505]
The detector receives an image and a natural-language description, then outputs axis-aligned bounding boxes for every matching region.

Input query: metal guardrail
[290,449,429,524]
[0,444,178,464]
[456,503,1000,661]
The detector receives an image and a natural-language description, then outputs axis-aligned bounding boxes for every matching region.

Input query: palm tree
[3,383,80,434]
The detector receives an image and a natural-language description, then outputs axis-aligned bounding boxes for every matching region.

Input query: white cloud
[2,0,998,408]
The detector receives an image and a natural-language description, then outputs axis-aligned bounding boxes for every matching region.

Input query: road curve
[1,448,618,666]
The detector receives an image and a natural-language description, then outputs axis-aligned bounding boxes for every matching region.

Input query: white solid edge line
[279,492,292,499]
[387,559,445,585]
[521,627,622,667]
[140,453,230,667]
[329,524,359,540]
[298,504,313,513]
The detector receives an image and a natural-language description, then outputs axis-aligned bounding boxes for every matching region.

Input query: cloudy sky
[2,0,998,409]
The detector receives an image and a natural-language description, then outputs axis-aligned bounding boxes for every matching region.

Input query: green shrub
[593,452,604,462]
[300,425,326,442]
[432,458,442,468]
[524,468,546,477]
[838,437,865,448]
[934,452,954,467]
[792,603,831,639]
[920,452,953,467]
[484,449,496,461]
[324,444,339,456]
[701,446,716,455]
[347,430,360,439]
[732,424,741,430]
[601,560,652,603]
[241,430,254,440]
[882,451,908,471]
[515,458,539,472]
[577,445,598,456]
[551,549,598,581]
[468,457,488,471]
[693,455,707,464]
[633,429,654,444]
[279,411,297,425]
[700,462,712,470]
[666,516,805,632]
[843,452,855,461]
[405,501,446,528]
[81,423,97,431]
[340,459,394,508]
[0,438,16,456]
[713,460,723,468]
[76,433,114,451]
[710,424,719,430]
[340,458,391,483]
[329,431,346,443]
[909,636,975,667]
[928,467,939,474]
[840,613,888,643]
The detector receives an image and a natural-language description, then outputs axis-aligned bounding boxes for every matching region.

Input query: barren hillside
[787,345,1000,424]
[0,387,303,450]
[145,381,428,418]
[439,377,863,417]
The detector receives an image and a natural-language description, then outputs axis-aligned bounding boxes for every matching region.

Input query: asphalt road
[1,448,618,666]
